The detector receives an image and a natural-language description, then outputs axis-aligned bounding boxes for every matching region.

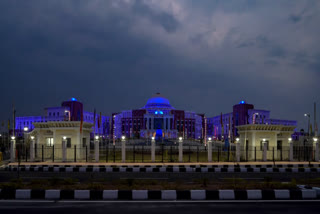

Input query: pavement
[0,201,320,214]
[7,161,320,166]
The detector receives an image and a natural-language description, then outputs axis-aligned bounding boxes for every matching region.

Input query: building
[111,93,205,140]
[207,100,297,141]
[14,98,110,138]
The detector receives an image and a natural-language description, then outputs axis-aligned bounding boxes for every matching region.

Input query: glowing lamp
[31,136,35,140]
[95,135,99,140]
[236,138,240,142]
[208,137,212,141]
[121,136,126,140]
[288,138,292,142]
[24,127,29,132]
[63,136,67,140]
[11,136,15,140]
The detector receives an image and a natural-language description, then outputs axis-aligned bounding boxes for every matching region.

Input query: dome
[143,93,174,109]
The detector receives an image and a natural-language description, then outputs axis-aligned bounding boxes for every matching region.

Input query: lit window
[46,138,54,147]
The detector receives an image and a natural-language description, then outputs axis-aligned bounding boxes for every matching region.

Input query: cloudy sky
[1,0,319,130]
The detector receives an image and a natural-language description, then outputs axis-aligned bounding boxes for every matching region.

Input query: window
[49,112,51,116]
[46,138,54,147]
[53,112,55,116]
[57,112,59,116]
[260,140,269,150]
[67,138,71,148]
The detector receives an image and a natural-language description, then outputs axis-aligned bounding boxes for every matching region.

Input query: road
[0,201,320,214]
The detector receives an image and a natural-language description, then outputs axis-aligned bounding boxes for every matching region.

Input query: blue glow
[155,111,158,114]
[71,97,77,101]
[239,100,245,104]
[160,111,163,115]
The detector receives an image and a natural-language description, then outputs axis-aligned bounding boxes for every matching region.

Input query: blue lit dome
[143,93,174,109]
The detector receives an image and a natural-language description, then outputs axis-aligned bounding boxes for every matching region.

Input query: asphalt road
[0,201,320,214]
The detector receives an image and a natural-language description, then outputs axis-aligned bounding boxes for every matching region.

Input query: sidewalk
[7,161,319,166]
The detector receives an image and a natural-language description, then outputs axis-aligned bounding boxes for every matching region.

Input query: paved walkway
[7,161,319,166]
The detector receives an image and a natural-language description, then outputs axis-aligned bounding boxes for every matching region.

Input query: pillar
[236,143,241,162]
[94,138,99,163]
[207,141,212,162]
[263,142,267,162]
[10,138,16,162]
[151,139,155,162]
[62,139,67,162]
[315,142,319,162]
[30,139,35,162]
[250,132,256,160]
[179,140,183,162]
[121,139,126,163]
[289,141,293,161]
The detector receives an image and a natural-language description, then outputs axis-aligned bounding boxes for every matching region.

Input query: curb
[0,189,319,200]
[5,165,320,173]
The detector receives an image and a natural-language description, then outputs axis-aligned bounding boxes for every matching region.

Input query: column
[250,131,256,160]
[263,142,267,162]
[10,138,16,162]
[207,141,212,162]
[121,139,126,163]
[62,138,67,162]
[151,138,155,162]
[179,139,183,162]
[168,117,171,130]
[94,138,99,163]
[30,138,35,162]
[151,118,154,130]
[236,143,241,162]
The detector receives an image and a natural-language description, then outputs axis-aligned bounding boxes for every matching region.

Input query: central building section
[111,93,204,140]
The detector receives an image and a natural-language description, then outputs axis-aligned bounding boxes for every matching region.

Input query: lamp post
[304,113,311,136]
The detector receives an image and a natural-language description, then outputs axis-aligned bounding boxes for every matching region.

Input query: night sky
[1,0,319,130]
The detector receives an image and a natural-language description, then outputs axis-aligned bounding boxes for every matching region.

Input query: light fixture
[31,136,35,140]
[262,138,266,142]
[11,136,15,140]
[208,137,212,141]
[95,135,99,140]
[179,137,183,141]
[288,138,292,142]
[313,138,318,142]
[236,138,240,142]
[24,127,29,132]
[121,136,126,140]
[151,136,155,140]
[63,136,67,140]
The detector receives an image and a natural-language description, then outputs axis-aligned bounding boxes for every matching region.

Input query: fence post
[25,146,28,162]
[227,146,230,161]
[315,142,319,162]
[188,145,191,162]
[263,143,267,162]
[218,148,220,162]
[94,139,99,163]
[52,145,54,162]
[62,140,66,162]
[121,138,126,163]
[254,147,256,162]
[30,139,35,162]
[179,141,183,162]
[170,145,173,162]
[42,145,44,162]
[236,143,240,162]
[10,138,16,163]
[85,146,88,162]
[207,141,212,162]
[151,139,155,162]
[272,147,275,162]
[289,142,293,161]
[74,145,76,162]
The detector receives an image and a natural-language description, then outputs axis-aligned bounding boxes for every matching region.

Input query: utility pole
[314,102,318,136]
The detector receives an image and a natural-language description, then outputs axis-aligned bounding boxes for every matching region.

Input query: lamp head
[95,135,99,140]
[31,136,35,140]
[23,127,29,132]
[63,136,67,140]
[11,136,15,140]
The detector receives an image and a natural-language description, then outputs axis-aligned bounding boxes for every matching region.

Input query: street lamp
[208,137,212,141]
[31,136,35,140]
[179,137,183,141]
[288,138,292,142]
[11,136,15,140]
[236,138,239,142]
[313,138,318,142]
[304,113,311,136]
[63,136,67,140]
[151,136,155,140]
[95,135,99,140]
[121,136,126,140]
[23,127,29,132]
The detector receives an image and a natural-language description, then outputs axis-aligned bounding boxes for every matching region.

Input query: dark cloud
[0,0,319,130]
